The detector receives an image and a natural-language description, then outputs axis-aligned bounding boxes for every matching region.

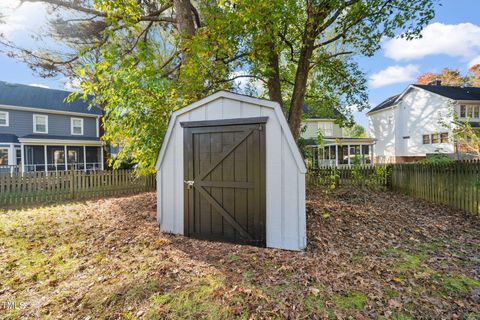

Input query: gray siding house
[0,81,103,173]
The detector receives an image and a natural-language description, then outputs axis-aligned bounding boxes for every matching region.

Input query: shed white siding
[156,91,307,251]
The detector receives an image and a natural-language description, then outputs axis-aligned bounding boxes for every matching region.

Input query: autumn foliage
[417,64,480,87]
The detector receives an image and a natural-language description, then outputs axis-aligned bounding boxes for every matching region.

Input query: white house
[368,83,480,163]
[301,106,375,167]
[155,91,307,251]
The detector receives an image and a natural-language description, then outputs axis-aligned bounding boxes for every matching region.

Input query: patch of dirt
[0,188,479,319]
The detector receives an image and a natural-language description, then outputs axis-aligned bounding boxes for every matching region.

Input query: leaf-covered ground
[0,188,479,319]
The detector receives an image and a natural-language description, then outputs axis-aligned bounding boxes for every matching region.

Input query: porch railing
[0,163,103,174]
[0,165,21,174]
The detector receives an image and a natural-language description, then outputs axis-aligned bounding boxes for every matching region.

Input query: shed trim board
[156,91,307,250]
[155,91,306,173]
[180,116,268,128]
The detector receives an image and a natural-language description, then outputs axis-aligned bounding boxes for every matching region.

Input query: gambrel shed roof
[155,91,307,173]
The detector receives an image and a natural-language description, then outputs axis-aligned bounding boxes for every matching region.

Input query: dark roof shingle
[367,94,400,114]
[0,134,19,143]
[412,85,480,101]
[303,103,345,119]
[0,81,102,115]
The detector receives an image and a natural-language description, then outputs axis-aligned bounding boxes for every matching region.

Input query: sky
[1,0,480,128]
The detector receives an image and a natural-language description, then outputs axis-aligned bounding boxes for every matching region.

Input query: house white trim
[366,105,397,116]
[0,110,9,127]
[0,103,101,118]
[304,118,336,122]
[71,117,84,135]
[18,138,103,146]
[155,91,307,173]
[33,114,48,134]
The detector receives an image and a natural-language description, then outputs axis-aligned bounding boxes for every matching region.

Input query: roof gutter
[366,104,397,116]
[18,138,104,146]
[0,104,102,118]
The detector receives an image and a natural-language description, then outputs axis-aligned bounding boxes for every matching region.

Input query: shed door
[182,117,267,246]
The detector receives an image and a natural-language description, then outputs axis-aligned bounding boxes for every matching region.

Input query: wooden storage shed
[155,91,307,250]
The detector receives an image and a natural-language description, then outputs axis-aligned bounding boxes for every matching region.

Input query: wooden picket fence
[306,165,390,189]
[0,170,156,208]
[390,161,480,215]
[307,161,480,215]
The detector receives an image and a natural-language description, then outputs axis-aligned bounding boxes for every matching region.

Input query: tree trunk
[174,0,196,41]
[266,45,283,110]
[288,33,315,141]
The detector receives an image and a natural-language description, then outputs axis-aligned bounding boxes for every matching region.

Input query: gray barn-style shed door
[182,117,267,246]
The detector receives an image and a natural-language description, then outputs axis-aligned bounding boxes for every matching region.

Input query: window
[68,149,79,163]
[431,133,440,144]
[460,105,480,119]
[0,111,8,126]
[0,148,8,165]
[71,118,84,135]
[53,150,64,165]
[362,145,370,155]
[440,132,449,143]
[422,135,430,144]
[15,148,21,166]
[467,105,474,118]
[33,114,48,133]
[318,122,333,136]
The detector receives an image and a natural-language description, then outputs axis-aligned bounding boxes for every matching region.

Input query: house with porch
[367,82,480,163]
[0,81,104,173]
[301,105,375,168]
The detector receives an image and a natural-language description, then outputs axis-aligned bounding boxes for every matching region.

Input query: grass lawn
[0,188,479,319]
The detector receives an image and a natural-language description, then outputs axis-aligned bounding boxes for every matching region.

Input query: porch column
[44,145,48,174]
[64,145,68,171]
[335,145,339,167]
[9,145,13,175]
[20,144,25,174]
[347,145,351,166]
[83,146,87,172]
[100,146,104,170]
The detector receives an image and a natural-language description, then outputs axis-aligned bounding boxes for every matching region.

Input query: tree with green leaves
[343,124,366,138]
[1,0,437,173]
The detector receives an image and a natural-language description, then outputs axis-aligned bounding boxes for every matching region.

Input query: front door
[183,117,267,246]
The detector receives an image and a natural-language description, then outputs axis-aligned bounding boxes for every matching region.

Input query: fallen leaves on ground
[0,187,479,319]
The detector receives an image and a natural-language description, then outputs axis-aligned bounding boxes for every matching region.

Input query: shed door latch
[184,180,195,189]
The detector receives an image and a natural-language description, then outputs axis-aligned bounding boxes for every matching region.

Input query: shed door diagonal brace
[195,129,253,182]
[194,184,253,240]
